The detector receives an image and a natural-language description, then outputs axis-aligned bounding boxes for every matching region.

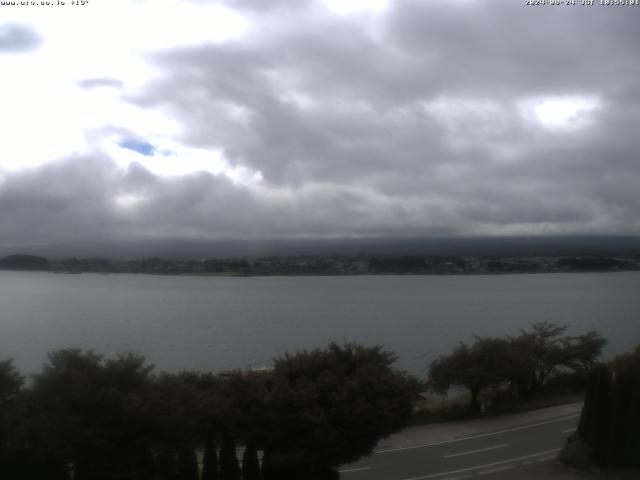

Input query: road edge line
[375,414,579,454]
[398,448,562,480]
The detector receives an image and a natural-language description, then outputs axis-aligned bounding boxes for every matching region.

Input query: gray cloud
[217,0,313,12]
[385,1,640,97]
[77,77,125,89]
[0,23,43,54]
[0,155,464,245]
[135,1,640,181]
[3,0,640,247]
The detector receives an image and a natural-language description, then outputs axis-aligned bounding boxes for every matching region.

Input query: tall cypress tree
[610,356,640,467]
[178,447,199,480]
[578,364,612,466]
[628,364,640,468]
[576,347,640,468]
[219,437,241,480]
[202,433,219,480]
[241,444,260,480]
[260,450,276,480]
[609,366,631,465]
[591,365,612,466]
[136,447,156,480]
[156,449,179,480]
[577,367,597,442]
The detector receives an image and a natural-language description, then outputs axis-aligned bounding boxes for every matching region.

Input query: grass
[409,390,584,426]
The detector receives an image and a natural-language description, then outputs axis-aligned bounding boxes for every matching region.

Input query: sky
[1,0,639,250]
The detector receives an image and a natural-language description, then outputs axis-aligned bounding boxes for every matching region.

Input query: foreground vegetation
[1,324,631,478]
[427,324,640,471]
[0,343,417,480]
[426,322,607,413]
[562,345,640,470]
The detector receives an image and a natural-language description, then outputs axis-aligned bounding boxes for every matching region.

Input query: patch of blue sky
[118,139,176,157]
[119,139,156,156]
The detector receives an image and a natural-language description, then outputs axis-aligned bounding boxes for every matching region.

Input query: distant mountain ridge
[1,235,639,260]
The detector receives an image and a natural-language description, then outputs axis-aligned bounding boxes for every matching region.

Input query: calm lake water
[1,271,639,376]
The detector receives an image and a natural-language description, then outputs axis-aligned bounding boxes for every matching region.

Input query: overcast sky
[1,0,639,249]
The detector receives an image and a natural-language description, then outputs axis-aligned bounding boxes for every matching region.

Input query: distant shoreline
[1,252,639,277]
[1,268,639,278]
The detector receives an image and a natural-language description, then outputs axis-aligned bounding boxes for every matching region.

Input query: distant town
[1,253,639,276]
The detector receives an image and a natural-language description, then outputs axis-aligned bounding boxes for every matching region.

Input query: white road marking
[536,455,558,462]
[477,465,514,475]
[376,414,579,454]
[562,428,577,434]
[444,444,508,459]
[397,448,562,480]
[338,466,372,473]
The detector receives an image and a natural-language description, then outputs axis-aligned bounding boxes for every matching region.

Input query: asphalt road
[339,413,579,480]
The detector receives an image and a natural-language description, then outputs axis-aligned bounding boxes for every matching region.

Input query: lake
[1,270,639,376]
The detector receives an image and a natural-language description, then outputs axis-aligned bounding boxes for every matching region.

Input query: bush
[574,345,640,468]
[560,436,589,470]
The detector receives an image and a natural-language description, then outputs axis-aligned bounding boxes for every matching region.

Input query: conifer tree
[609,348,640,466]
[201,432,219,480]
[156,449,179,480]
[178,447,199,480]
[579,364,611,465]
[219,437,241,480]
[259,450,276,480]
[241,444,260,480]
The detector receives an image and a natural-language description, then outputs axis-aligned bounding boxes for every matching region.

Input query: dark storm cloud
[0,155,467,246]
[0,156,122,244]
[0,156,255,244]
[0,23,43,54]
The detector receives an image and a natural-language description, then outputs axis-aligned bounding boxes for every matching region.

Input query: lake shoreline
[1,267,639,278]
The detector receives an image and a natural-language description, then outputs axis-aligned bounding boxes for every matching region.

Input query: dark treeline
[426,323,608,412]
[1,253,639,276]
[0,343,418,480]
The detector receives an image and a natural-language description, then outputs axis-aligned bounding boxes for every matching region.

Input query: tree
[219,436,241,480]
[201,432,219,480]
[260,449,277,480]
[155,449,179,480]
[428,324,607,408]
[428,337,512,410]
[577,364,611,465]
[241,444,261,480]
[575,345,640,467]
[508,323,607,398]
[0,359,24,477]
[178,447,199,480]
[28,350,156,480]
[612,346,640,466]
[0,359,22,404]
[258,343,417,476]
[146,372,203,454]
